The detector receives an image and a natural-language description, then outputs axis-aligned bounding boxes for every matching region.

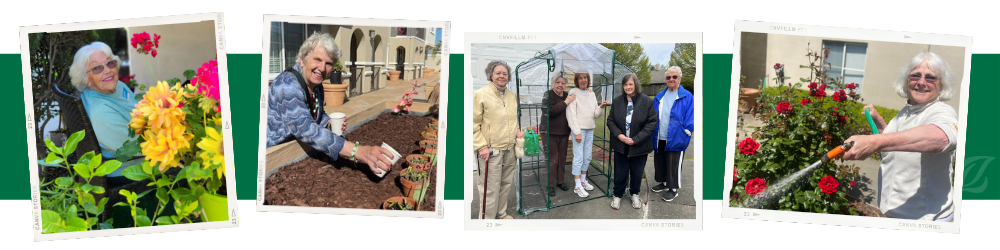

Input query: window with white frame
[268,22,322,76]
[823,41,868,94]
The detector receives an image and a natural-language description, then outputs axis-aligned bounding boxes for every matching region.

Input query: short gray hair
[551,73,566,89]
[69,42,121,91]
[666,66,683,79]
[485,60,511,82]
[893,52,954,101]
[296,32,340,66]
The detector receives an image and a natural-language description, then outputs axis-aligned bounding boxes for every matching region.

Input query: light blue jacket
[651,85,694,152]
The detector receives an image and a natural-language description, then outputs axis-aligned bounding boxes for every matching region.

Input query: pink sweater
[566,88,604,135]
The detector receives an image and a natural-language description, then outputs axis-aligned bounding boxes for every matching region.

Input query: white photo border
[256,15,449,219]
[20,12,239,241]
[722,20,971,233]
[464,32,704,230]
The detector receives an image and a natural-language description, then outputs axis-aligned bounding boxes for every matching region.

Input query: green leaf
[119,189,136,204]
[183,69,196,80]
[207,178,221,194]
[156,188,170,205]
[155,216,175,225]
[44,139,62,156]
[115,139,141,163]
[55,177,74,187]
[95,160,122,177]
[80,184,94,193]
[155,178,171,188]
[88,217,97,227]
[64,130,86,157]
[136,215,152,227]
[99,222,113,230]
[123,165,152,181]
[114,202,129,207]
[64,216,88,232]
[142,162,154,175]
[73,163,92,180]
[41,210,63,233]
[88,154,102,170]
[45,152,63,165]
[138,189,154,199]
[90,185,105,194]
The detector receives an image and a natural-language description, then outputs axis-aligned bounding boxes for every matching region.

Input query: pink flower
[405,91,411,96]
[392,107,400,113]
[398,99,406,106]
[408,96,414,103]
[405,106,411,112]
[151,49,158,58]
[154,34,161,48]
[193,60,221,102]
[142,42,153,52]
[413,89,418,95]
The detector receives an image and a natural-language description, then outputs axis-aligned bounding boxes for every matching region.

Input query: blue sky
[435,28,442,44]
[641,43,675,66]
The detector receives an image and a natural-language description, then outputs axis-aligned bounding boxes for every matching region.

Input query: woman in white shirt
[566,72,610,198]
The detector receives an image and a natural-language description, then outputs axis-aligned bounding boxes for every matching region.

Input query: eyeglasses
[908,73,938,84]
[88,60,118,75]
[666,75,679,80]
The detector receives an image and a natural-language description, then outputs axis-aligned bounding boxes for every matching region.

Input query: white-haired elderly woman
[266,32,393,176]
[843,52,958,222]
[472,60,524,219]
[70,41,138,185]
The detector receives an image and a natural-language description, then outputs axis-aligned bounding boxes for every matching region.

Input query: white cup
[329,112,347,135]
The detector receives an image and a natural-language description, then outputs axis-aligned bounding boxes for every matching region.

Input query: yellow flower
[197,127,225,178]
[132,81,185,131]
[140,125,193,171]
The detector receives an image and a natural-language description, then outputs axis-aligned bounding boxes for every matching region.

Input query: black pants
[613,151,647,198]
[543,133,569,187]
[654,140,683,189]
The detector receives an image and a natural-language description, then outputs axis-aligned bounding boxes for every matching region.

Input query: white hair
[69,42,121,91]
[296,32,341,66]
[666,66,683,79]
[894,52,954,101]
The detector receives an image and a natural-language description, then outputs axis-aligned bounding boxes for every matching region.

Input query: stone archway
[349,29,364,96]
[396,46,406,80]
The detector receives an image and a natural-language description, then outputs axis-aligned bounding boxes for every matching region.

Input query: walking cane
[480,152,489,220]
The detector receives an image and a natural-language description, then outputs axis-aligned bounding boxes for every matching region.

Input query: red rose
[774,63,782,69]
[738,137,760,155]
[850,180,856,187]
[846,83,858,90]
[776,102,793,114]
[818,175,839,195]
[820,83,827,90]
[745,178,768,196]
[800,98,811,106]
[808,82,818,89]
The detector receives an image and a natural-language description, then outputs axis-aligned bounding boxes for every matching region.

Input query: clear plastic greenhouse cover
[512,43,634,215]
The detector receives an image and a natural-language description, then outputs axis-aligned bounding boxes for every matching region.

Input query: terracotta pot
[426,122,438,131]
[400,168,428,199]
[406,154,431,169]
[323,80,348,107]
[389,70,401,81]
[739,88,760,114]
[382,196,416,210]
[420,131,437,141]
[424,128,438,136]
[419,140,438,155]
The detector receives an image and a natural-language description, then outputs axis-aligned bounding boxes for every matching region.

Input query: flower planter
[323,80,348,107]
[382,196,416,210]
[400,168,428,199]
[388,70,402,81]
[330,71,343,84]
[420,131,437,141]
[406,154,431,169]
[739,88,760,114]
[419,140,438,155]
[199,193,229,222]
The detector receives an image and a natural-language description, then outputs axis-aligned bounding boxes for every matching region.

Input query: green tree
[668,43,697,92]
[601,43,653,86]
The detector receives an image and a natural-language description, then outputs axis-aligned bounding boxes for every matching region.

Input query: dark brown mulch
[264,113,437,211]
[848,195,885,217]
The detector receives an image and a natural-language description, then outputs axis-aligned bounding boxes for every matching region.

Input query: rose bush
[731,44,864,215]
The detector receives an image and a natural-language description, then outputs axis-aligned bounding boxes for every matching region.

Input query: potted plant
[388,70,402,81]
[114,44,229,225]
[420,131,437,141]
[320,61,348,107]
[400,165,428,199]
[39,130,122,233]
[419,140,437,155]
[405,154,430,169]
[382,196,414,210]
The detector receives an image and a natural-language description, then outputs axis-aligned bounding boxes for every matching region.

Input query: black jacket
[607,93,657,157]
[539,89,570,136]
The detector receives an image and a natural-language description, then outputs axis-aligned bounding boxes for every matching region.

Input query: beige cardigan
[566,88,604,135]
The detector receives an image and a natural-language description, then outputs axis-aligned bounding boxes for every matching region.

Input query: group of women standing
[474,60,693,218]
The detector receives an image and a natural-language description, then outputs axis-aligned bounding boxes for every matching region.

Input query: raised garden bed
[264,113,437,211]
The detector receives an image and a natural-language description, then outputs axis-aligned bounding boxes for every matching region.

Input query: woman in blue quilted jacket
[650,66,694,202]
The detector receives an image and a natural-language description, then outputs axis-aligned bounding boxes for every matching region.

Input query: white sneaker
[574,186,589,198]
[581,180,594,191]
[611,197,621,210]
[631,194,642,209]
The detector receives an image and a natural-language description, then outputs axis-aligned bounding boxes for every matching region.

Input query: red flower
[151,49,158,58]
[800,98,811,106]
[808,82,818,89]
[832,90,847,102]
[818,175,839,195]
[120,74,135,83]
[733,169,739,181]
[745,178,768,196]
[820,83,827,90]
[850,180,856,187]
[738,137,760,155]
[845,83,858,90]
[153,33,161,48]
[776,102,793,114]
[774,63,781,69]
[838,115,849,124]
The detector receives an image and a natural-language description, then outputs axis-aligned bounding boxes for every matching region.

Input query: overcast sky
[641,43,675,67]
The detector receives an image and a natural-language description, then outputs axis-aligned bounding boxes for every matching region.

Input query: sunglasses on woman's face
[909,73,938,84]
[666,75,679,80]
[88,60,118,75]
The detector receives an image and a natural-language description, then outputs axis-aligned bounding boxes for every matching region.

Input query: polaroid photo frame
[256,15,449,219]
[21,12,238,241]
[722,20,971,233]
[464,32,703,230]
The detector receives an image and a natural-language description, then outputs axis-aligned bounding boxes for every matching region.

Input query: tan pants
[475,148,516,219]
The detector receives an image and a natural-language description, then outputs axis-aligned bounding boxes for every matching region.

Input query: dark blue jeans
[613,151,647,198]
